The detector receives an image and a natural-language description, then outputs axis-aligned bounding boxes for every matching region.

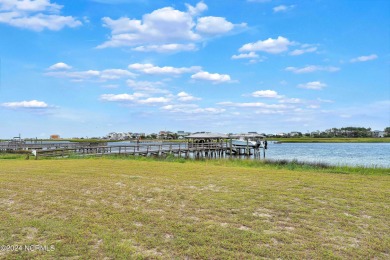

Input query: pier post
[246,139,250,157]
[229,139,232,159]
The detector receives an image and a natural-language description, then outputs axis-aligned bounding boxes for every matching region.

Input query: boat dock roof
[185,133,228,139]
[229,133,265,138]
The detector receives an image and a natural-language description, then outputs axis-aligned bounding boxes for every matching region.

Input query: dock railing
[32,142,232,159]
[1,141,265,160]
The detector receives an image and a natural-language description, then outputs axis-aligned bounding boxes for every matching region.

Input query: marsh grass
[270,137,390,143]
[0,153,28,160]
[49,154,388,175]
[6,150,388,175]
[0,158,389,259]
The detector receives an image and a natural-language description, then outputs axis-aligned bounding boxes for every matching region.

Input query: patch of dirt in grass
[120,239,164,257]
[186,216,200,222]
[239,225,251,231]
[115,182,126,188]
[252,207,274,219]
[112,202,123,209]
[276,221,295,232]
[263,230,277,235]
[200,184,220,192]
[328,236,361,249]
[22,227,38,240]
[0,198,14,208]
[92,239,103,250]
[164,233,174,240]
[86,199,97,206]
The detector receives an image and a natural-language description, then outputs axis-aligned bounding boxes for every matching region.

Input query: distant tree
[385,127,390,137]
[340,127,371,137]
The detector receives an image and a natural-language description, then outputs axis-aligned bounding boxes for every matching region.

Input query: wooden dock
[28,142,266,160]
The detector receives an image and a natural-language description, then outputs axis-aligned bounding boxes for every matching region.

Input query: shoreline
[1,153,388,173]
[2,137,389,144]
[268,137,390,143]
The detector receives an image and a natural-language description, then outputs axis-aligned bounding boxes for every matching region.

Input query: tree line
[286,127,390,138]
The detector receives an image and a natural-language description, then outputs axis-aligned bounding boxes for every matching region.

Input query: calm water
[14,140,386,168]
[112,141,390,168]
[265,142,390,168]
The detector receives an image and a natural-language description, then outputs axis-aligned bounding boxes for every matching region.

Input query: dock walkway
[1,141,266,160]
[35,143,265,159]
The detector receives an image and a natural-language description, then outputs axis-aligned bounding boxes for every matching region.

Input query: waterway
[265,142,390,168]
[2,140,388,168]
[111,141,390,168]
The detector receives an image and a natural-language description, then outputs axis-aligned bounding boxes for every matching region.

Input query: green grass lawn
[0,158,389,259]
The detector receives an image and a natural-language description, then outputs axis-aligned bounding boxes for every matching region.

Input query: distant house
[50,135,60,139]
[105,132,134,140]
[158,131,174,139]
[177,131,191,139]
[132,133,145,139]
[372,130,385,138]
[289,131,302,137]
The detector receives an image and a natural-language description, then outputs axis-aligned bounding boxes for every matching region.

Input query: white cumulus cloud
[298,81,327,90]
[236,37,318,60]
[177,92,201,101]
[127,79,167,93]
[138,97,170,104]
[97,1,245,52]
[128,63,201,75]
[0,0,81,31]
[100,93,145,102]
[251,90,282,98]
[196,16,236,35]
[191,71,232,84]
[289,44,317,56]
[285,65,340,74]
[45,63,136,81]
[48,62,72,70]
[231,52,259,60]
[100,92,170,106]
[1,100,49,108]
[132,43,197,53]
[239,36,293,54]
[273,5,295,13]
[218,101,288,109]
[162,104,225,114]
[186,1,207,16]
[350,54,378,63]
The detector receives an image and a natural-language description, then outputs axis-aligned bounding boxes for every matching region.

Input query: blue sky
[0,0,389,138]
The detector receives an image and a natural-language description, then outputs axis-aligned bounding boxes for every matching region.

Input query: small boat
[229,133,267,149]
[232,138,258,148]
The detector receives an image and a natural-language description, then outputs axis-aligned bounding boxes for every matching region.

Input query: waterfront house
[372,130,385,138]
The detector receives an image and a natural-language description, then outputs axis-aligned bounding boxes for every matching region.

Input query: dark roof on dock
[229,133,265,138]
[185,133,228,139]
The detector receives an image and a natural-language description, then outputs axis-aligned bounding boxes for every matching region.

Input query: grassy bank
[0,158,389,259]
[269,137,390,143]
[1,152,388,175]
